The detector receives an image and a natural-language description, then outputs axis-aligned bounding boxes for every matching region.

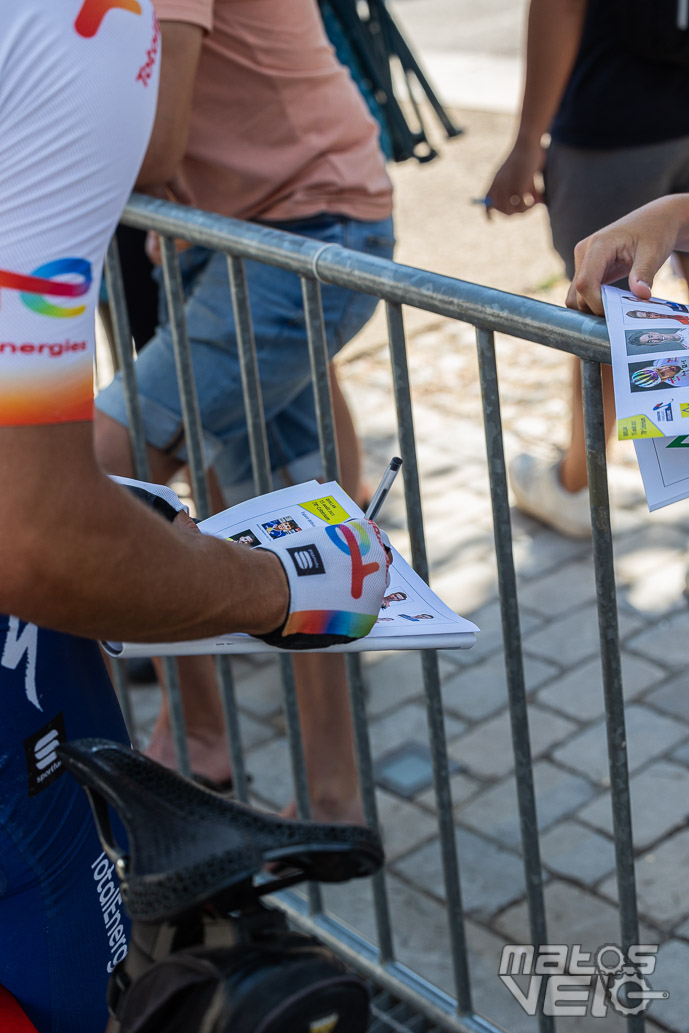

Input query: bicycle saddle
[58,739,383,924]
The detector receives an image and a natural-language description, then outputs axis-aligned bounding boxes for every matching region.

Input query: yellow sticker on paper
[300,495,350,524]
[681,403,689,418]
[617,416,665,440]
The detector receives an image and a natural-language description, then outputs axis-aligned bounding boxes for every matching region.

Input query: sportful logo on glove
[287,544,326,576]
[325,521,381,599]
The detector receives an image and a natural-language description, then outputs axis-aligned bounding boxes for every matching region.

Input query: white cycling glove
[254,518,392,650]
[110,475,189,524]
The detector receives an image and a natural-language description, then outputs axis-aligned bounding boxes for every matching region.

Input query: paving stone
[673,914,689,938]
[128,681,273,754]
[233,656,283,718]
[614,524,689,581]
[456,761,595,849]
[643,672,689,724]
[616,558,689,619]
[441,650,558,722]
[368,701,466,759]
[127,682,162,747]
[552,705,689,785]
[246,735,292,810]
[626,608,689,670]
[372,789,438,862]
[577,760,689,851]
[523,607,642,669]
[416,769,482,810]
[319,878,535,1030]
[516,560,597,619]
[429,560,500,620]
[539,820,615,884]
[449,706,578,780]
[362,651,425,717]
[494,880,656,955]
[670,740,689,767]
[437,599,544,670]
[535,651,659,723]
[599,829,689,929]
[511,525,591,579]
[393,826,527,917]
[461,919,539,1033]
[646,939,689,1033]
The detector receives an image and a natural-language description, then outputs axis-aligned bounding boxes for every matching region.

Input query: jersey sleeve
[0,0,161,426]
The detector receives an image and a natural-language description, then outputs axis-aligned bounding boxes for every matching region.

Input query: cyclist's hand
[484,139,545,217]
[254,518,392,650]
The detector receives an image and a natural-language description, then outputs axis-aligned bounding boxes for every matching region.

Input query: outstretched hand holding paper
[103,479,478,657]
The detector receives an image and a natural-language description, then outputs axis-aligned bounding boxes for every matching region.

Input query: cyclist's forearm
[0,431,287,642]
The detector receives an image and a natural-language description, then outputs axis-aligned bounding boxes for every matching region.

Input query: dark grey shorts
[544,135,689,279]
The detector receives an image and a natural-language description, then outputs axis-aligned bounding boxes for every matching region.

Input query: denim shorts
[97,213,395,502]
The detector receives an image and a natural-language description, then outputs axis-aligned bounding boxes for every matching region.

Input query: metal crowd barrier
[103,193,638,1033]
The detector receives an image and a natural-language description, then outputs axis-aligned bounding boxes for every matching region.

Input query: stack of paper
[104,480,479,656]
[604,285,689,510]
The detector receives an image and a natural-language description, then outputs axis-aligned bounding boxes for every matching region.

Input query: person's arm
[136,20,204,188]
[484,0,588,215]
[565,195,689,315]
[0,421,288,642]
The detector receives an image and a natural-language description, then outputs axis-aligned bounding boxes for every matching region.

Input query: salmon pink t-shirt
[154,0,393,222]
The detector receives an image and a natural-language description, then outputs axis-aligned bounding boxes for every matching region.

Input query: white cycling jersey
[0,0,160,425]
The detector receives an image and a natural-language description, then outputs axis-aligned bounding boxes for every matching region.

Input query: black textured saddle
[58,739,383,924]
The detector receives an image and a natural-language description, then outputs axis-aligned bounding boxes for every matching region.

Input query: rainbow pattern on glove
[282,610,376,640]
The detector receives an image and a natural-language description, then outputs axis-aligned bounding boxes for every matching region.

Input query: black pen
[365,457,402,521]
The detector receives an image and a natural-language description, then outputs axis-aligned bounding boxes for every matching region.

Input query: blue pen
[471,196,493,220]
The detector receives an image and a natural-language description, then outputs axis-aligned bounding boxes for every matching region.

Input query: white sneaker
[509,452,592,539]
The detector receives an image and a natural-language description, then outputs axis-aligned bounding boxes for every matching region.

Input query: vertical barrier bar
[581,360,643,1033]
[159,236,211,518]
[386,301,473,1014]
[224,257,317,896]
[344,654,395,962]
[215,654,250,803]
[301,276,339,480]
[104,238,150,480]
[476,327,553,1033]
[107,237,189,775]
[301,274,395,955]
[227,255,272,496]
[110,657,137,743]
[156,236,214,776]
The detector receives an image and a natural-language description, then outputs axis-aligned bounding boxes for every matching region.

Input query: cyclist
[0,4,389,1030]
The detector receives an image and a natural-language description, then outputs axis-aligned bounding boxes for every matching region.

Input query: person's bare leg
[329,363,365,506]
[280,384,366,824]
[559,358,617,493]
[137,470,233,784]
[146,654,233,784]
[94,411,233,783]
[94,410,182,484]
[283,652,363,824]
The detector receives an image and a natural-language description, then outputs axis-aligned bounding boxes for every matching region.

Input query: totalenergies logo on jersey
[0,258,92,319]
[75,0,142,39]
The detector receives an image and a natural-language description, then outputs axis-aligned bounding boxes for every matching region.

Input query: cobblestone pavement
[127,107,689,1033]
